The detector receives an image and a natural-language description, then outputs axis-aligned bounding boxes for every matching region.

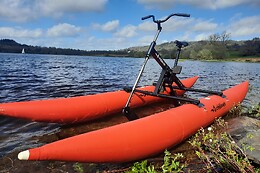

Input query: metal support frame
[122,13,223,121]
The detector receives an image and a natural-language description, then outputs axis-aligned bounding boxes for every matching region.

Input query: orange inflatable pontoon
[18,81,248,162]
[0,76,198,123]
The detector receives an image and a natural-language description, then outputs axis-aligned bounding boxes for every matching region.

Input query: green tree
[197,48,213,60]
[207,31,231,59]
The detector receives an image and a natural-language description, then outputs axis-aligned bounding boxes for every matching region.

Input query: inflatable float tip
[18,150,29,160]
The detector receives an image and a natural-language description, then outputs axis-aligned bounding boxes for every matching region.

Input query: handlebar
[141,15,155,21]
[142,13,190,23]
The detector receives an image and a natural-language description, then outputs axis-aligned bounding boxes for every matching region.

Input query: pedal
[123,87,132,93]
[122,107,139,121]
[172,66,182,74]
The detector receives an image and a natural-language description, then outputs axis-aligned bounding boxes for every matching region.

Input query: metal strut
[122,13,223,121]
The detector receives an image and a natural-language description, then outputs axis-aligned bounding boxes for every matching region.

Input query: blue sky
[0,0,259,50]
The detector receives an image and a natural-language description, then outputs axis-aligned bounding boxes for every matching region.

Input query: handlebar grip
[175,13,190,17]
[142,15,154,20]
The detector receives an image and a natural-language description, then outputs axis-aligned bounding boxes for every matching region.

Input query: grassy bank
[229,57,260,63]
[193,57,260,63]
[124,105,260,173]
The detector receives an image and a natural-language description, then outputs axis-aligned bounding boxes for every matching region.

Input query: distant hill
[127,37,260,60]
[0,39,129,57]
[1,38,259,60]
[0,39,22,46]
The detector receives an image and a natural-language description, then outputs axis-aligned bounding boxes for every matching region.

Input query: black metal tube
[124,56,149,109]
[135,89,201,105]
[171,86,223,96]
[174,48,181,67]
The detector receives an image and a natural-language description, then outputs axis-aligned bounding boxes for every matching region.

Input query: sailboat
[22,48,25,54]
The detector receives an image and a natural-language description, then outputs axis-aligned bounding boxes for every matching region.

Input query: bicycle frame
[123,13,223,121]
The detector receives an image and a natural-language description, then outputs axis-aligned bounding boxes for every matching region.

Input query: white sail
[22,48,25,54]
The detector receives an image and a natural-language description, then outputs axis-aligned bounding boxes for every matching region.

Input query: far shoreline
[183,57,260,63]
[0,52,259,63]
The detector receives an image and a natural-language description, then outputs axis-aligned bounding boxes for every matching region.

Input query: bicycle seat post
[174,40,189,67]
[174,45,182,67]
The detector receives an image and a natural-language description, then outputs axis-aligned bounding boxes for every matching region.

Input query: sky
[0,0,259,50]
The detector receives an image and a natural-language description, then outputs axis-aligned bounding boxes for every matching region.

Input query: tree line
[0,39,128,57]
[0,35,259,60]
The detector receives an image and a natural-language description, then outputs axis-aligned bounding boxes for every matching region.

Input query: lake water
[0,53,259,157]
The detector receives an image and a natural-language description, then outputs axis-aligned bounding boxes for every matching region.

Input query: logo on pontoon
[211,102,226,112]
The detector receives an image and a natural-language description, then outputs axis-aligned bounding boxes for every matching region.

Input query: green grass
[126,106,260,172]
[125,150,186,173]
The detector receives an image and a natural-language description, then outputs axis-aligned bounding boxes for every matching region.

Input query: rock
[227,116,260,165]
[239,129,260,165]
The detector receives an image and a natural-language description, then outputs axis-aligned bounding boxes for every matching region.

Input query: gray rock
[227,116,260,165]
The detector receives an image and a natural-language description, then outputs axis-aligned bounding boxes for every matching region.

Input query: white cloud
[194,33,211,41]
[138,17,218,33]
[138,35,155,45]
[192,19,218,32]
[137,0,176,9]
[0,0,108,22]
[137,0,260,10]
[136,16,220,42]
[47,23,81,37]
[36,0,108,17]
[211,0,260,9]
[0,23,81,39]
[138,21,157,32]
[162,18,193,32]
[174,32,192,41]
[138,17,192,32]
[93,20,120,32]
[0,27,43,38]
[76,36,131,50]
[227,15,260,37]
[0,0,35,22]
[115,25,137,38]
